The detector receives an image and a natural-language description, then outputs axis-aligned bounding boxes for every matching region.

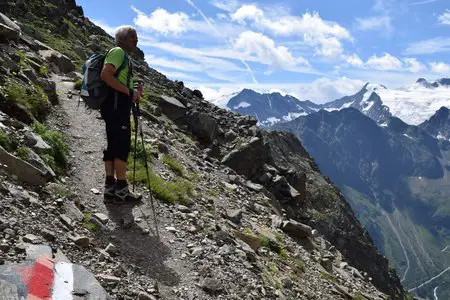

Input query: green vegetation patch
[4,79,49,119]
[32,122,69,174]
[82,213,101,232]
[163,154,186,176]
[0,129,19,152]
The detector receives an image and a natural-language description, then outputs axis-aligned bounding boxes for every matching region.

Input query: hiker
[99,25,142,204]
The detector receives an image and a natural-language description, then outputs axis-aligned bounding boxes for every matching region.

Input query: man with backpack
[99,25,142,204]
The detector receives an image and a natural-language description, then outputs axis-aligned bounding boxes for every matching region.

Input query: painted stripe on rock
[27,255,55,299]
[52,262,74,300]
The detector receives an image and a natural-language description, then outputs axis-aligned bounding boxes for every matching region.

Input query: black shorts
[100,90,132,162]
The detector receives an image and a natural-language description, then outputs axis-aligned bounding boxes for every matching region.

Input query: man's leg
[105,161,115,177]
[114,159,127,180]
[102,105,116,203]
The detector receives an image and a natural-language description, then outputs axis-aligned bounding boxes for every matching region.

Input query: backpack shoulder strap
[114,52,129,78]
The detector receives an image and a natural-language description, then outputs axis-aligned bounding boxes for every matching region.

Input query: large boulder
[24,130,52,154]
[267,175,303,204]
[281,220,313,239]
[0,23,19,41]
[0,244,110,299]
[221,137,267,179]
[157,95,187,121]
[0,146,49,186]
[184,110,218,144]
[0,13,20,41]
[0,94,34,124]
[39,50,75,74]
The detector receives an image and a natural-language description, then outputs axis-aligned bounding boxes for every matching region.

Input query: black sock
[116,179,128,189]
[105,176,116,185]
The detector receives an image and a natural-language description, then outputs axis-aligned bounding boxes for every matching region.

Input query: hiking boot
[103,183,115,203]
[114,185,143,204]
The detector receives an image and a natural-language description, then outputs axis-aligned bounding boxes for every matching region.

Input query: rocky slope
[273,108,450,299]
[0,0,411,299]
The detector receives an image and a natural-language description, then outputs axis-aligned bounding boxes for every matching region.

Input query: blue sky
[76,0,450,103]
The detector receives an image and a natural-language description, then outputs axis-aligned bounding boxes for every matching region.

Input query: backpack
[79,50,129,110]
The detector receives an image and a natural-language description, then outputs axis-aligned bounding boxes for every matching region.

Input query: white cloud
[90,19,117,36]
[343,53,426,73]
[145,54,202,71]
[355,16,393,35]
[234,31,309,71]
[404,38,450,55]
[345,54,364,67]
[409,0,438,5]
[230,5,352,58]
[438,10,450,26]
[366,53,403,71]
[132,6,189,35]
[429,62,450,73]
[156,69,201,81]
[403,58,426,73]
[210,0,240,12]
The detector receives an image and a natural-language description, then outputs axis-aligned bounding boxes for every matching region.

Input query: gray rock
[158,95,187,121]
[23,234,40,244]
[200,278,223,293]
[320,258,333,272]
[158,142,169,154]
[0,13,21,33]
[24,148,56,179]
[226,209,243,224]
[93,213,109,225]
[246,181,264,192]
[41,229,56,241]
[105,243,117,255]
[72,236,90,248]
[0,22,19,41]
[138,292,157,300]
[221,137,266,178]
[0,146,49,186]
[39,50,75,73]
[224,130,237,142]
[184,110,218,144]
[281,220,312,239]
[182,87,193,99]
[96,274,121,283]
[59,214,74,230]
[176,205,191,213]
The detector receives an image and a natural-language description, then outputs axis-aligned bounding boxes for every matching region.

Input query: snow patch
[403,133,413,139]
[437,132,449,141]
[262,117,281,126]
[324,101,354,112]
[210,92,239,109]
[374,84,450,125]
[282,112,307,122]
[233,102,251,109]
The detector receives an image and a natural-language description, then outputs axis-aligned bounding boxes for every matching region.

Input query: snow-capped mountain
[216,89,318,126]
[419,106,450,141]
[207,78,450,127]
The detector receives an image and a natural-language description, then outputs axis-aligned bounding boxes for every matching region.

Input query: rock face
[221,137,266,178]
[39,50,75,74]
[0,146,50,186]
[184,110,218,144]
[157,95,187,121]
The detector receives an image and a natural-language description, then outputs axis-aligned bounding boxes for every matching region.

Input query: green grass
[0,129,18,152]
[352,293,366,300]
[128,160,194,205]
[16,147,29,161]
[81,213,101,232]
[39,65,49,76]
[74,79,82,90]
[320,271,338,284]
[163,154,186,176]
[32,122,69,174]
[4,79,49,119]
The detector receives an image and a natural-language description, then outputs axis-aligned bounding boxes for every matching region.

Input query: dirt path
[49,75,204,299]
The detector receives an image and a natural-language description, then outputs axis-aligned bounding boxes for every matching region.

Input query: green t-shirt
[104,47,133,89]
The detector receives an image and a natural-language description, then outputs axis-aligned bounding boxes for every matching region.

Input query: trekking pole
[135,102,160,238]
[132,105,139,193]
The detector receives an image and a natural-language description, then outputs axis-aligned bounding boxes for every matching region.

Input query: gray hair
[114,25,136,45]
